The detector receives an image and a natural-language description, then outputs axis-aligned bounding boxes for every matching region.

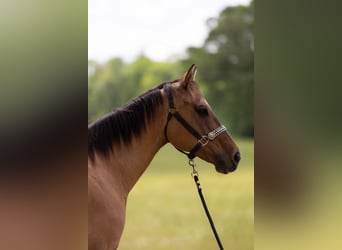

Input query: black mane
[88,82,169,161]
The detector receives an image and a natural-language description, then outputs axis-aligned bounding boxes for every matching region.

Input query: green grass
[120,138,254,250]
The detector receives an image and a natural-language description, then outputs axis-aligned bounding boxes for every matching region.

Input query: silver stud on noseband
[207,125,227,141]
[208,132,216,140]
[198,125,227,146]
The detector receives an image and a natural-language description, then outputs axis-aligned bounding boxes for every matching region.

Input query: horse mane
[88,81,176,161]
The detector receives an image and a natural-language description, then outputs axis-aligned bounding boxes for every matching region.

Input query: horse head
[164,64,240,174]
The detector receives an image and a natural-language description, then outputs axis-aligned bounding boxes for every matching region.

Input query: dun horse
[88,65,240,250]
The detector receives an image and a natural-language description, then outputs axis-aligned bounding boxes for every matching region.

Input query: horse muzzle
[215,151,240,174]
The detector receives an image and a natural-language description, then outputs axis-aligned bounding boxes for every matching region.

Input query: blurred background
[255,1,342,250]
[0,1,87,250]
[89,0,254,249]
[1,0,341,249]
[88,0,254,138]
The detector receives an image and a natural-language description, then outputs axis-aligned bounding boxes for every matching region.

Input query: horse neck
[108,93,168,193]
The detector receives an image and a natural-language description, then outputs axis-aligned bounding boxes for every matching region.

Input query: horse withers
[88,65,240,250]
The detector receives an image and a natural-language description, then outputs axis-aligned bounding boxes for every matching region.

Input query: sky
[89,0,251,63]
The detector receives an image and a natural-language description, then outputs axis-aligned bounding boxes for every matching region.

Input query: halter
[163,83,226,249]
[163,83,227,160]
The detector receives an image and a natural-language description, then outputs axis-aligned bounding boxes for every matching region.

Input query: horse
[88,64,241,250]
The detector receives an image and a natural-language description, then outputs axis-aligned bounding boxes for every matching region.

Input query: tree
[88,58,125,121]
[87,55,180,122]
[183,1,254,136]
[88,2,254,137]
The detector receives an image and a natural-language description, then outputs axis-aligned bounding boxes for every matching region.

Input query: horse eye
[195,106,209,116]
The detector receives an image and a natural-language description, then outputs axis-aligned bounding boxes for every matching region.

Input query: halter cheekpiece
[163,83,227,160]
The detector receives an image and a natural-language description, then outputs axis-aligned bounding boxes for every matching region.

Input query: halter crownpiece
[163,83,227,160]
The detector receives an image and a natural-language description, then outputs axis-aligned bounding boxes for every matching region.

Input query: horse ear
[180,64,197,89]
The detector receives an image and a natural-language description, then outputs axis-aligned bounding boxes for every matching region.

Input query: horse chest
[88,168,127,250]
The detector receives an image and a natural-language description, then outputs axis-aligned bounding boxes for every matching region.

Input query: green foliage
[88,2,254,137]
[182,2,254,136]
[88,58,125,120]
[88,55,180,122]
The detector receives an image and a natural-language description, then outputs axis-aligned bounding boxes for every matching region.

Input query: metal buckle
[198,136,209,146]
[168,108,177,114]
[189,159,198,177]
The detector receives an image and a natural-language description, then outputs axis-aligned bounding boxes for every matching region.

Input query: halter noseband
[163,83,227,160]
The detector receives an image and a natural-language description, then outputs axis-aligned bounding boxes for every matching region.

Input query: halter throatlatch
[163,83,227,160]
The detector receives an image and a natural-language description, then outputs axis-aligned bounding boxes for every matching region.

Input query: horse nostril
[233,151,241,164]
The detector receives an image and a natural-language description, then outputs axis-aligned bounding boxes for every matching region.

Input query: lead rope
[163,83,225,249]
[189,159,224,250]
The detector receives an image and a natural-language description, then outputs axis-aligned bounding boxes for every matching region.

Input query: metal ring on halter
[168,108,177,114]
[198,136,209,146]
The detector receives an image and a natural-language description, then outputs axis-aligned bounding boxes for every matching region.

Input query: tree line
[88,1,254,137]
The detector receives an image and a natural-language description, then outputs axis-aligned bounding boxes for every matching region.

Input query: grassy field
[120,138,254,250]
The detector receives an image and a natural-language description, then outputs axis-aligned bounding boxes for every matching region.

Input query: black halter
[163,83,227,160]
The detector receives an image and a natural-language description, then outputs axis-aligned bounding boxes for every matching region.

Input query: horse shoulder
[88,165,127,250]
